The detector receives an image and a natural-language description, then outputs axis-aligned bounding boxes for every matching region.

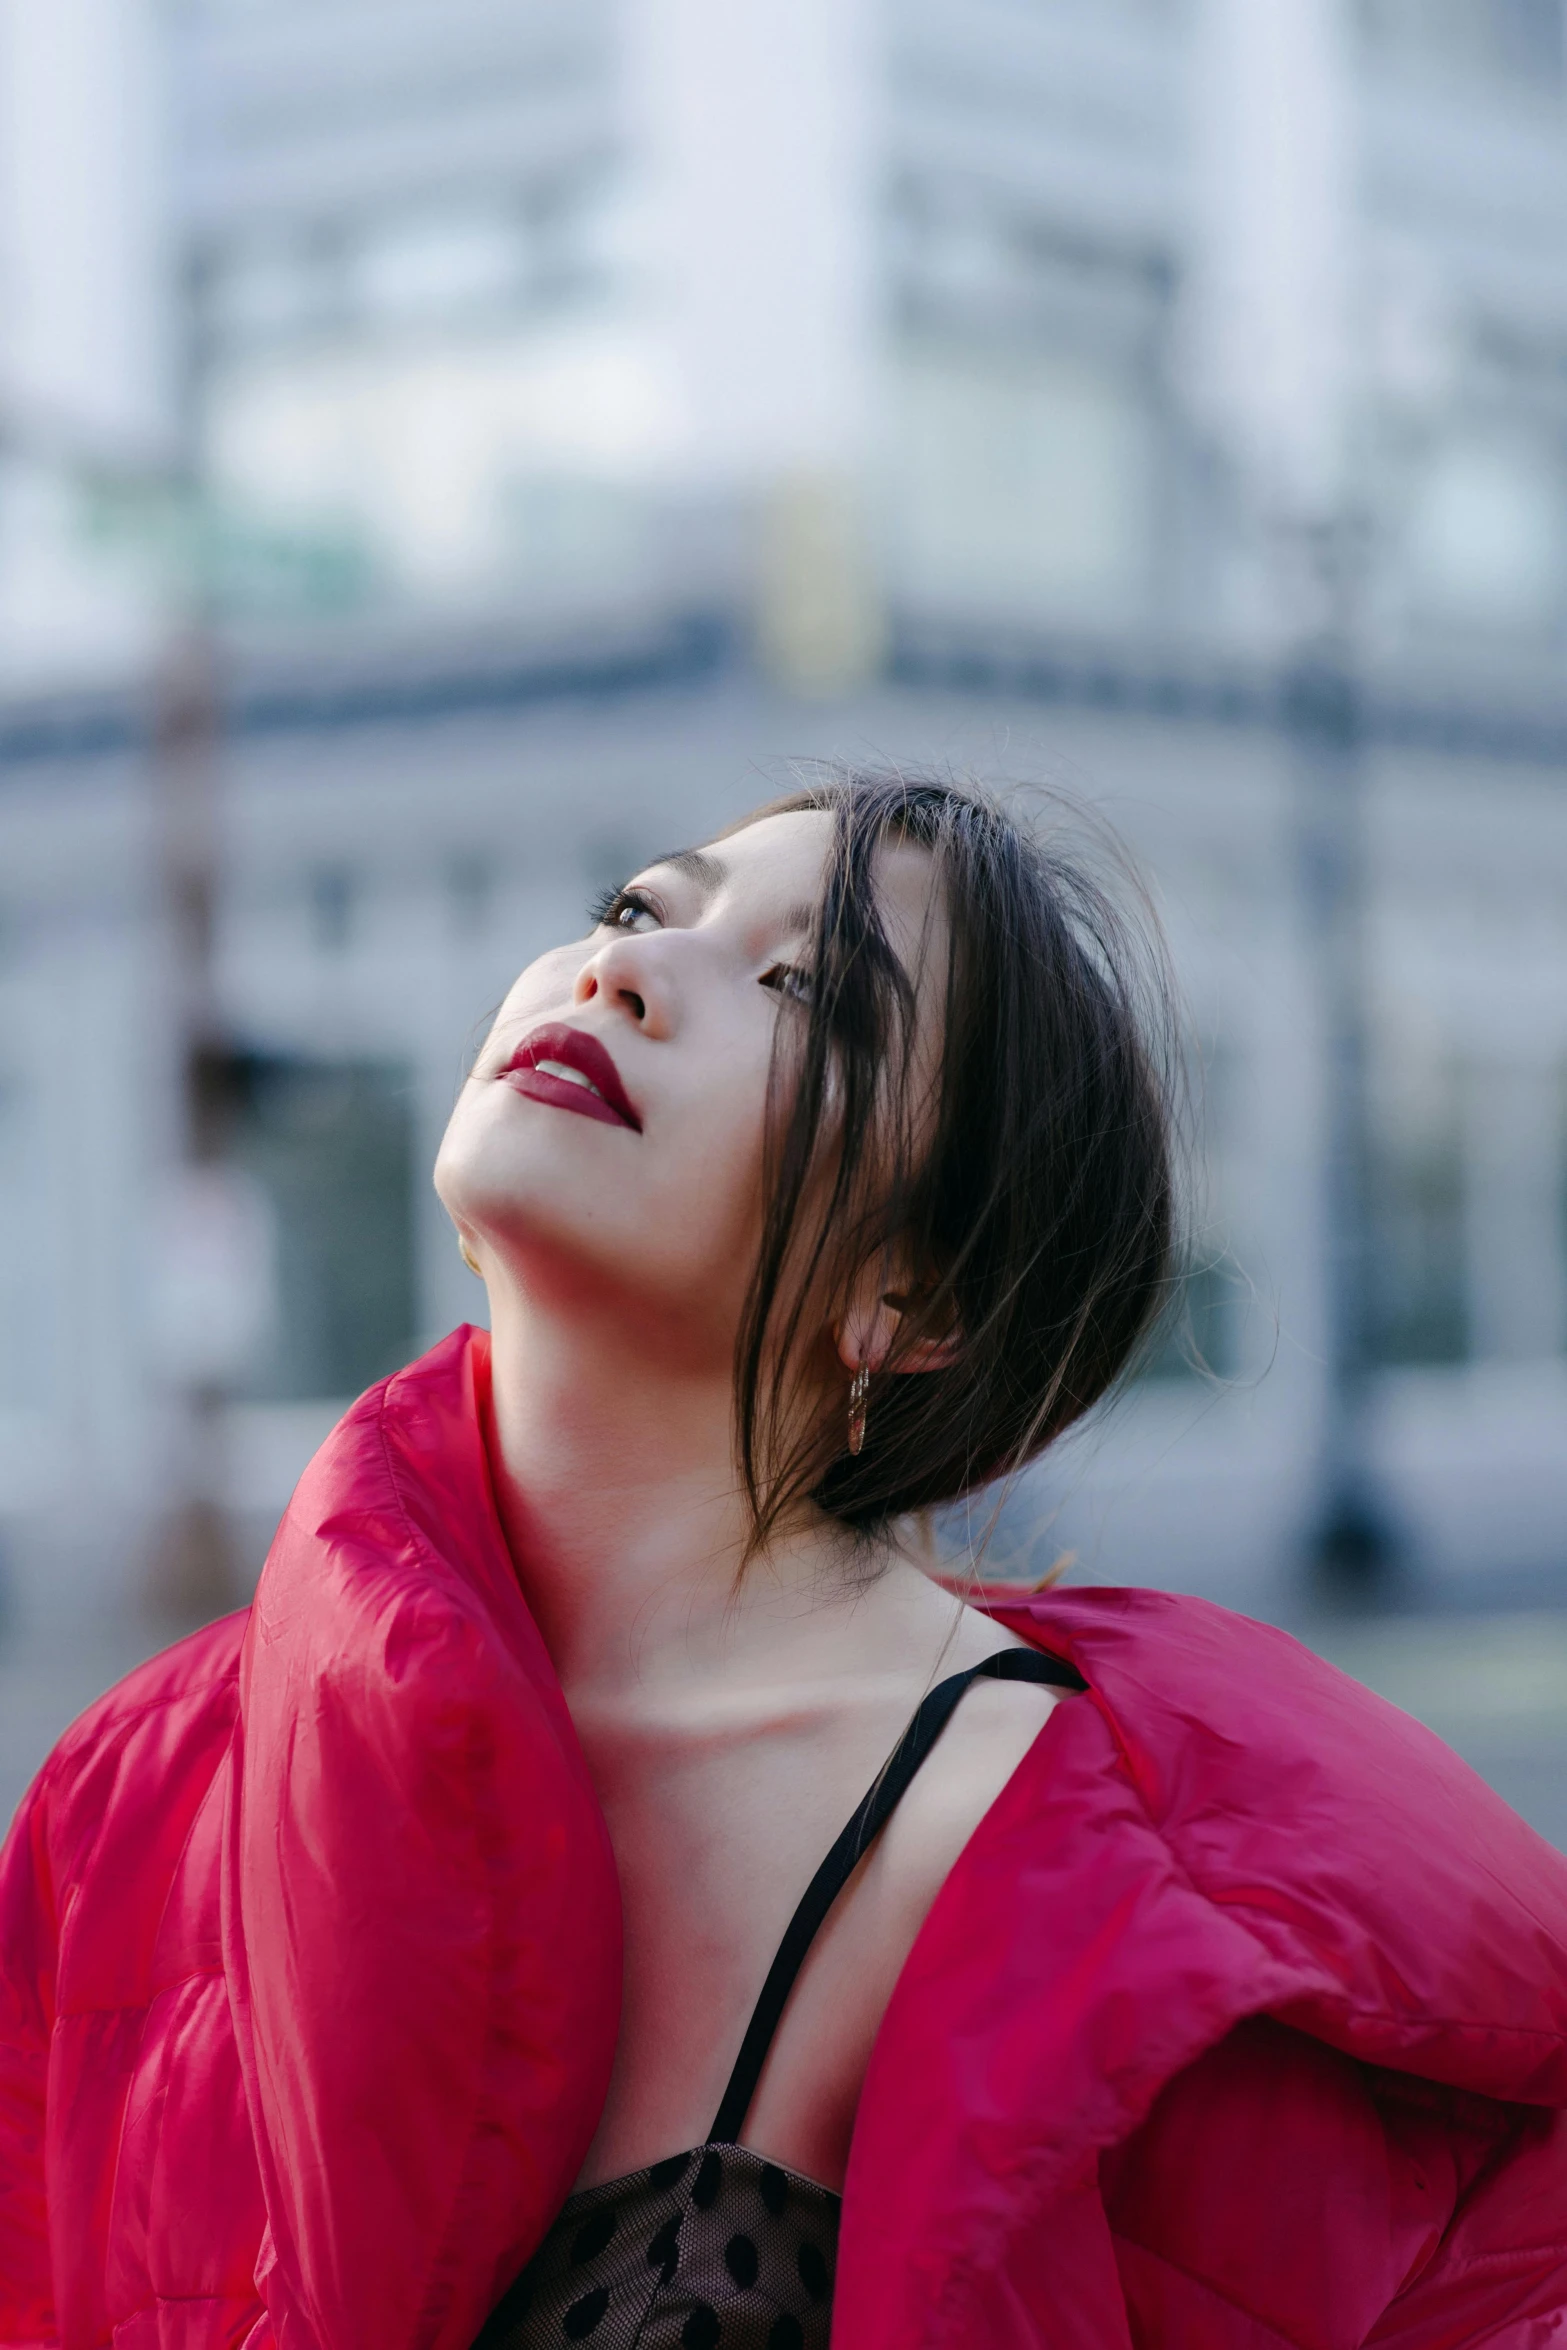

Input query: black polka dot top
[474,1646,1084,2350]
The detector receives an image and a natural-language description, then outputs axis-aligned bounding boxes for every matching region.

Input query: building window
[0,1070,43,1411]
[200,313,662,614]
[1141,1253,1248,1384]
[198,235,344,353]
[1359,0,1565,88]
[1461,1059,1567,1362]
[309,866,355,953]
[230,1056,417,1402]
[348,207,528,330]
[886,337,1156,627]
[1402,427,1567,637]
[1370,1049,1468,1367]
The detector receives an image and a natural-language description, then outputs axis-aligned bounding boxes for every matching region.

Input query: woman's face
[435,809,942,1372]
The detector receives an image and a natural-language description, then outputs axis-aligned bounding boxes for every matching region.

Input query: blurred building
[0,0,1565,1631]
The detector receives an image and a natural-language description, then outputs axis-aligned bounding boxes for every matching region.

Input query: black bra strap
[706,1645,1085,2146]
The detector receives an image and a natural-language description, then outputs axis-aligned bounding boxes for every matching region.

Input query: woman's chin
[460,1201,730,1336]
[438,1110,624,1231]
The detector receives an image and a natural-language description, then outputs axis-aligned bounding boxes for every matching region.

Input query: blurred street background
[0,0,1564,1839]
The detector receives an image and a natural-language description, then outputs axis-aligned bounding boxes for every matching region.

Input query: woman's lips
[501,1024,642,1132]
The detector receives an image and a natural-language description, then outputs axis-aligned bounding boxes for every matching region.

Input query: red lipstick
[502,1024,642,1133]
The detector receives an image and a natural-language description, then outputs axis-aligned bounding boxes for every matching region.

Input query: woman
[3,772,1565,2350]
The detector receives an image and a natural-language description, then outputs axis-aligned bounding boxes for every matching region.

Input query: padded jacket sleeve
[223,1528,621,2350]
[1102,2015,1567,2349]
[1364,2102,1567,2348]
[0,1780,59,2349]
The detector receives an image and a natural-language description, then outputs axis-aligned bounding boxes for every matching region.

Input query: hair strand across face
[728,767,1183,1567]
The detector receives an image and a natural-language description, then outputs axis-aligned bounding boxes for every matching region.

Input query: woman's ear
[835,1258,962,1377]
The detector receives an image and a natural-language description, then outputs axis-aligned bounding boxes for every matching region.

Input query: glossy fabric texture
[2,1325,1566,2350]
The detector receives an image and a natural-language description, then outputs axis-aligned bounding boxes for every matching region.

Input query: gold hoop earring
[458,1236,482,1276]
[847,1364,870,1456]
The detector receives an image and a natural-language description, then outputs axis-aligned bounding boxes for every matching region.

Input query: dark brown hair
[731,768,1180,1558]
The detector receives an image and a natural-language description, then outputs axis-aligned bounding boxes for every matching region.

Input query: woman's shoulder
[983,1581,1506,1818]
[249,1325,556,1712]
[55,1607,246,1756]
[983,1579,1564,1913]
[844,1584,1567,2345]
[240,1325,608,1891]
[14,1609,246,1871]
[0,1607,247,2039]
[971,1582,1567,2105]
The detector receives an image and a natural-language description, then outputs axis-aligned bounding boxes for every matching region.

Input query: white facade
[1,642,1563,1628]
[0,0,1564,1631]
[0,0,174,685]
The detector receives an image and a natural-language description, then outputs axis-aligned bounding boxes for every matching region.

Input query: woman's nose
[574,934,671,1034]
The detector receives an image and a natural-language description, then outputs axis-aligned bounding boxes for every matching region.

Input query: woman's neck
[482,1281,954,1704]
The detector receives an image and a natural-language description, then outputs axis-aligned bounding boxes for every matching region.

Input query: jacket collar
[373,1334,1567,2342]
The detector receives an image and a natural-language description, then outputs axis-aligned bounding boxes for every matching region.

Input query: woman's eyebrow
[646,846,727,896]
[645,850,816,940]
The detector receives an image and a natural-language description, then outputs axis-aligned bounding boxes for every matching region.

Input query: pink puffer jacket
[3,1326,1566,2349]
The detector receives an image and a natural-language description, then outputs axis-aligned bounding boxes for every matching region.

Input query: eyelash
[587,884,658,932]
[761,961,815,1007]
[588,884,815,1007]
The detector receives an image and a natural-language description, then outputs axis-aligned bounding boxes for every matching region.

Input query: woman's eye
[760,961,815,1008]
[590,886,661,934]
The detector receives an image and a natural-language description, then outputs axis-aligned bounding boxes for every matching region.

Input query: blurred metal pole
[1285,539,1396,1595]
[144,620,240,1621]
[1187,0,1397,1596]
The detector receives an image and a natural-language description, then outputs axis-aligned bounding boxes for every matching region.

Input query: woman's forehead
[697,807,833,895]
[683,809,942,947]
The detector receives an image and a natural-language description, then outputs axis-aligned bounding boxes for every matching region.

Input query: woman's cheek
[677,1081,768,1251]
